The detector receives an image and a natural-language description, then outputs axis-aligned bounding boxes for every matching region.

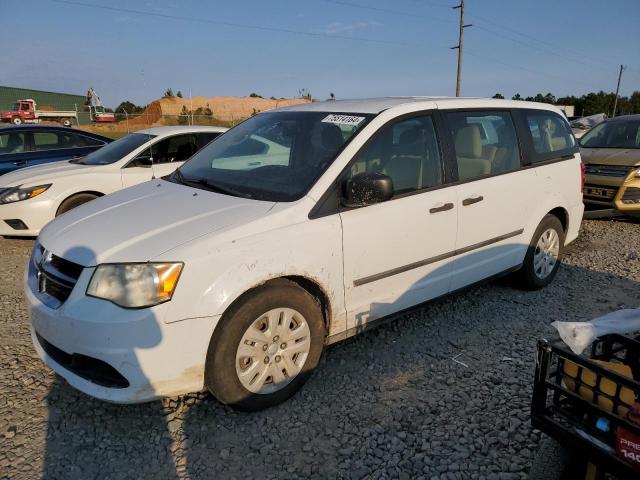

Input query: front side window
[136,134,199,164]
[347,115,442,195]
[175,111,372,201]
[0,132,26,155]
[78,132,155,165]
[448,111,521,180]
[580,120,640,149]
[525,112,575,155]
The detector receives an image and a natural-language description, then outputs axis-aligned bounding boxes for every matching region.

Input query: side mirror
[130,156,152,168]
[342,172,393,208]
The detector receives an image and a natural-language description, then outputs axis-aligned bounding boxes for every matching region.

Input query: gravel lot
[1,219,639,480]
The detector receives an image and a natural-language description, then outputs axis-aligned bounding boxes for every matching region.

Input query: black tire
[56,193,98,217]
[515,214,565,290]
[61,118,72,127]
[529,436,586,480]
[12,117,23,125]
[205,279,325,411]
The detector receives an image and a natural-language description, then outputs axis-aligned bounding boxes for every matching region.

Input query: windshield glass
[580,120,640,149]
[173,111,373,201]
[79,132,155,165]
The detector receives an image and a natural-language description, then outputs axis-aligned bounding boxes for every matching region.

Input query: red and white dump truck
[1,89,115,126]
[0,99,79,126]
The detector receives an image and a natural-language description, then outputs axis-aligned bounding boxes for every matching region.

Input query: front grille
[36,332,129,388]
[583,184,618,200]
[584,164,633,177]
[622,187,640,204]
[32,244,83,308]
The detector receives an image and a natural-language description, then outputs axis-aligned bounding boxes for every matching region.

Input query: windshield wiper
[176,172,252,199]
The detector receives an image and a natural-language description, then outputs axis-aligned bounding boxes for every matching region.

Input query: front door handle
[429,202,454,214]
[462,195,484,206]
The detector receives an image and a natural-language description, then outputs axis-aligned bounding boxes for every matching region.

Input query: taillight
[580,161,585,193]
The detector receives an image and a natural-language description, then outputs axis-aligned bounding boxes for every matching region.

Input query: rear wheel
[56,193,99,216]
[516,214,564,290]
[205,279,325,411]
[61,118,72,127]
[12,117,22,125]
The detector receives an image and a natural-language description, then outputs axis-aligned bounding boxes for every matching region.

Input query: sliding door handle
[462,195,484,206]
[429,202,454,214]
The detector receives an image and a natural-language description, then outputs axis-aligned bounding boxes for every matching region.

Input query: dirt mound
[156,95,310,120]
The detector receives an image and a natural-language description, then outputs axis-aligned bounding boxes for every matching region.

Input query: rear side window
[75,134,106,147]
[447,111,521,181]
[525,111,575,157]
[0,132,26,155]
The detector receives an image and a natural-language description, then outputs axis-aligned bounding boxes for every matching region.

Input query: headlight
[0,184,51,204]
[635,169,640,178]
[87,263,183,308]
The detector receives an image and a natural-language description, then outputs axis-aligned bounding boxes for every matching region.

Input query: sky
[1,0,639,108]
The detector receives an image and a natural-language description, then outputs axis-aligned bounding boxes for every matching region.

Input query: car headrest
[320,123,344,151]
[455,125,482,158]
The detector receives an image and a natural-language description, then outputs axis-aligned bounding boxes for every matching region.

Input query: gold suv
[580,114,640,215]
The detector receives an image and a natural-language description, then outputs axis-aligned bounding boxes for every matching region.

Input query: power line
[319,0,455,24]
[49,0,612,93]
[323,0,636,79]
[50,0,420,47]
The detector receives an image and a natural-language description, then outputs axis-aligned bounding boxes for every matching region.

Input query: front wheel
[516,214,565,290]
[12,117,23,125]
[61,118,72,127]
[56,193,98,216]
[205,279,325,411]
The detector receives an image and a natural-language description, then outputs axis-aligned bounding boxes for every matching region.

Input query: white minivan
[26,98,584,410]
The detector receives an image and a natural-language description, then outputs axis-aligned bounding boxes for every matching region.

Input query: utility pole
[612,64,626,117]
[451,1,472,97]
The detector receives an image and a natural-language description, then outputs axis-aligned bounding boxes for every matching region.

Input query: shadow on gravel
[34,236,639,479]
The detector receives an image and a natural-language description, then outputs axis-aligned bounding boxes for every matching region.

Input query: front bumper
[25,253,219,403]
[0,196,55,236]
[584,170,640,212]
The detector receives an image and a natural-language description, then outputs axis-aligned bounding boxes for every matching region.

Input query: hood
[580,147,640,167]
[38,180,275,266]
[0,160,99,187]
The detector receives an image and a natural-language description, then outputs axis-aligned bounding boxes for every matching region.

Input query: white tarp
[552,308,640,354]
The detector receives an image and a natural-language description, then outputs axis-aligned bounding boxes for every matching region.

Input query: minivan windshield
[76,132,155,165]
[580,120,640,149]
[172,111,373,201]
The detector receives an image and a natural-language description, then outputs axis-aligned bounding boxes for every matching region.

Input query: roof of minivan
[136,125,227,136]
[277,96,560,114]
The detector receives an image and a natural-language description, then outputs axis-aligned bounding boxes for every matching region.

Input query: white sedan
[0,125,226,236]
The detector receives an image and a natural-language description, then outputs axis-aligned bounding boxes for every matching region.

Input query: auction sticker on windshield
[322,114,365,126]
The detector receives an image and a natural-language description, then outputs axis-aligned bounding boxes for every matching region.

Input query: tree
[512,93,523,101]
[492,93,504,99]
[164,88,174,98]
[249,93,262,98]
[176,91,183,98]
[298,88,312,101]
[178,105,190,125]
[115,100,145,114]
[329,92,336,101]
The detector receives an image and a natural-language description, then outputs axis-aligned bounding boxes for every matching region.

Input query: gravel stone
[1,219,639,479]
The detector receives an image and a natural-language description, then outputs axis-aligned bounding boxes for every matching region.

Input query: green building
[0,86,91,125]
